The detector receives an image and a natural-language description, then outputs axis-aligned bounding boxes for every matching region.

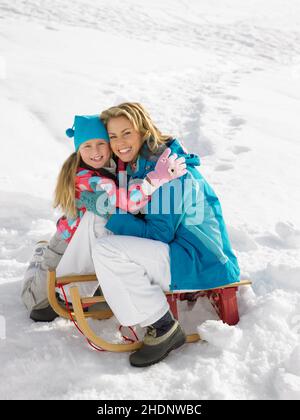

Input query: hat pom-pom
[66,128,75,138]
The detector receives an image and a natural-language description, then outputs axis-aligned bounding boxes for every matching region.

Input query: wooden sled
[47,270,251,352]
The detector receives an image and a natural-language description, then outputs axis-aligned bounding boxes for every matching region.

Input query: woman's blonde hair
[100,102,171,153]
[53,152,81,218]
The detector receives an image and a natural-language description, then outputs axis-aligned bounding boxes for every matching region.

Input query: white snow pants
[92,235,171,327]
[56,211,172,327]
[56,211,112,300]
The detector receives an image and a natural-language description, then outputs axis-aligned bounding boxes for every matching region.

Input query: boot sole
[130,333,186,368]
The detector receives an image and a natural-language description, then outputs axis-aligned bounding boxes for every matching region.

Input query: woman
[87,102,240,367]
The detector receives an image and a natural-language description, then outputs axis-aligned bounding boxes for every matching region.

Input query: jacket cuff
[105,212,136,235]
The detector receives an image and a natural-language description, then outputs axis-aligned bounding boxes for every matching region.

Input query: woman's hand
[144,147,187,190]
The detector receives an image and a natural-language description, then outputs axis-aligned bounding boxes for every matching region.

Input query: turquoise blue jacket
[106,139,240,291]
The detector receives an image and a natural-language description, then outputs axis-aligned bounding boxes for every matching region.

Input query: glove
[143,147,187,193]
[43,232,68,270]
[77,190,114,217]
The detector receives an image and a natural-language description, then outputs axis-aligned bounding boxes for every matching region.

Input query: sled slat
[81,296,106,304]
[56,274,97,285]
[165,279,252,295]
[74,309,113,320]
[55,273,251,291]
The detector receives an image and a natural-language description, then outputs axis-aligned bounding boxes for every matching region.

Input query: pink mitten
[146,147,187,189]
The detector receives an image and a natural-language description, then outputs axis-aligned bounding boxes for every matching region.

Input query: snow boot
[129,311,186,367]
[30,304,59,322]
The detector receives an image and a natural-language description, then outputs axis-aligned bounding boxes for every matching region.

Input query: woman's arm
[125,148,187,213]
[79,148,187,214]
[105,173,196,243]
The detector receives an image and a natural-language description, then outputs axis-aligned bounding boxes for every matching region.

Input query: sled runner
[47,270,251,352]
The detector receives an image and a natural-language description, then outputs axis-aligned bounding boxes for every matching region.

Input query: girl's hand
[77,190,113,217]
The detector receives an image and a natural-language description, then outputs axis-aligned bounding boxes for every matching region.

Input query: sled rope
[58,284,139,351]
[118,325,139,343]
[58,283,105,352]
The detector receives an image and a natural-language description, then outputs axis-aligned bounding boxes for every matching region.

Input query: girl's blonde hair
[100,102,171,153]
[53,152,81,218]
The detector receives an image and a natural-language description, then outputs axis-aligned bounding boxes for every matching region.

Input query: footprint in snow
[229,117,246,128]
[215,163,234,171]
[232,145,251,155]
[255,222,300,250]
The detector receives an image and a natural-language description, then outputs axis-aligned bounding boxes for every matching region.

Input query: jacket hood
[167,138,200,167]
[139,138,200,167]
[128,138,200,178]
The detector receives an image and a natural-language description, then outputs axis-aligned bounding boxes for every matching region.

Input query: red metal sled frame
[166,284,247,326]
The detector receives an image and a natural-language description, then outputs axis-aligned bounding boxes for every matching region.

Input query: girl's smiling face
[107,116,143,163]
[79,139,111,169]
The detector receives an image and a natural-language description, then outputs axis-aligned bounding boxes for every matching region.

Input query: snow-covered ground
[1,0,300,400]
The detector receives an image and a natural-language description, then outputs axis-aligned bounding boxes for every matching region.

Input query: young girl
[83,103,241,367]
[22,114,186,322]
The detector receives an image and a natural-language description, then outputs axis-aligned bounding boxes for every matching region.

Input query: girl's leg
[21,241,59,322]
[56,212,96,277]
[21,241,51,312]
[92,235,171,327]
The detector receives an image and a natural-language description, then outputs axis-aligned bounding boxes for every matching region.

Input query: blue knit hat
[66,115,110,151]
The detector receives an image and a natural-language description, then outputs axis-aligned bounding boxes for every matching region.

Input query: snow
[1,0,300,400]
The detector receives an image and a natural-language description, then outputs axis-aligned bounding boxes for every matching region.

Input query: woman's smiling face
[107,116,143,163]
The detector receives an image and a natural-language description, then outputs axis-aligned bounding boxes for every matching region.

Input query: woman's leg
[92,235,171,327]
[92,235,186,367]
